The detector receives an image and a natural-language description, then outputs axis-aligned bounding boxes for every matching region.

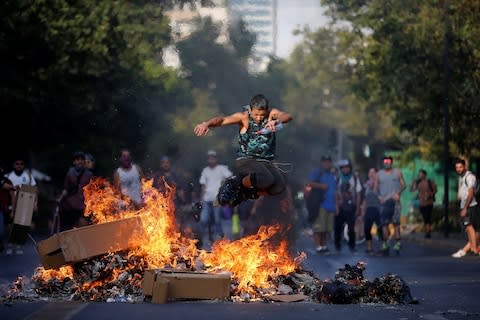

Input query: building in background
[228,0,277,73]
[162,0,278,73]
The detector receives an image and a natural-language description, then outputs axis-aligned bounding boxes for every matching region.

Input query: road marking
[23,302,89,320]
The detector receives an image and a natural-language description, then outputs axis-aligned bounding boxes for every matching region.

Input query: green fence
[393,157,459,217]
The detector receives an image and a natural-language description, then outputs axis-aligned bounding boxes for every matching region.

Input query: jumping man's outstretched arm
[194,112,244,136]
[259,107,293,133]
[269,108,293,124]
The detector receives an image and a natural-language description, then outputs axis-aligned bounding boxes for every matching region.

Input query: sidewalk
[401,224,468,252]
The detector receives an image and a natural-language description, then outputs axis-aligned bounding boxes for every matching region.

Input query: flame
[33,266,74,282]
[83,177,138,224]
[201,225,305,294]
[36,177,305,296]
[83,177,198,268]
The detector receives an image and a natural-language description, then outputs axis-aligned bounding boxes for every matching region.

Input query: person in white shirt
[451,158,479,258]
[4,157,37,255]
[113,148,144,209]
[199,150,232,249]
[6,159,37,189]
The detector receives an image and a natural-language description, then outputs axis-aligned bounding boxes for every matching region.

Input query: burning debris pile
[3,259,416,305]
[271,262,416,305]
[4,252,147,303]
[1,178,416,305]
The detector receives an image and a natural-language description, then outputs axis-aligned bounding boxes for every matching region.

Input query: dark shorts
[235,158,286,195]
[364,206,381,241]
[380,199,401,226]
[460,206,478,228]
[419,205,434,224]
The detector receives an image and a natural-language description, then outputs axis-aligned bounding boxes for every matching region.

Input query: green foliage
[278,25,394,172]
[176,17,254,115]
[321,0,480,161]
[229,18,256,61]
[0,0,181,180]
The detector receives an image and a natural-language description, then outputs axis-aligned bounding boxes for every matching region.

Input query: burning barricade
[1,177,416,305]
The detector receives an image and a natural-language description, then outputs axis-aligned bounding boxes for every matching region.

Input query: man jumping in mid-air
[193,94,293,207]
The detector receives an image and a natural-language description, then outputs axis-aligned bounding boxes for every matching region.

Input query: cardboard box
[37,216,145,269]
[13,184,37,226]
[143,269,231,302]
[151,278,169,304]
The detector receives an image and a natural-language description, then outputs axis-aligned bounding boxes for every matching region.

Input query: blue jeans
[200,201,223,242]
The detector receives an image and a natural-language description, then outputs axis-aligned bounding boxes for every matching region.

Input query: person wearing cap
[198,150,232,249]
[335,159,362,253]
[194,94,293,207]
[58,151,93,231]
[375,155,406,256]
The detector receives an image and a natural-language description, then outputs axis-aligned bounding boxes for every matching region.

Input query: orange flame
[34,266,74,282]
[83,177,138,224]
[38,177,305,295]
[201,225,305,294]
[83,177,198,268]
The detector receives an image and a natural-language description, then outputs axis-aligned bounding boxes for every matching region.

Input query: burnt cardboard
[13,184,37,226]
[143,269,231,301]
[268,293,307,303]
[37,234,66,269]
[37,216,144,269]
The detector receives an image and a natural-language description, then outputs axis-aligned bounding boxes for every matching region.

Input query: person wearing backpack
[451,158,479,258]
[334,159,362,253]
[410,169,437,239]
[305,155,337,254]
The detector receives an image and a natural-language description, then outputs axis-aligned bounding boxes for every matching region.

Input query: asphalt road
[1,229,479,320]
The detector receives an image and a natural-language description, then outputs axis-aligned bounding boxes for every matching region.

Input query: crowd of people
[304,155,479,258]
[1,94,478,259]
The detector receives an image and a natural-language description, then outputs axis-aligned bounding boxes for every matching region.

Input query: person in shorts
[451,158,479,258]
[376,156,406,256]
[307,155,337,254]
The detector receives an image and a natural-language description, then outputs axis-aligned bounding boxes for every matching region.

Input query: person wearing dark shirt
[58,151,93,231]
[194,94,293,207]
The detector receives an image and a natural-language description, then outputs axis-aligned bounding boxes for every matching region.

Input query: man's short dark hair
[250,94,269,110]
[455,158,466,166]
[419,169,427,176]
[383,155,393,161]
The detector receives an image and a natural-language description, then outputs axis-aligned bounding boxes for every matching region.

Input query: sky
[275,0,329,58]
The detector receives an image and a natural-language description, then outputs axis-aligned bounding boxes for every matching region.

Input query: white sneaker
[452,249,466,258]
[5,248,13,255]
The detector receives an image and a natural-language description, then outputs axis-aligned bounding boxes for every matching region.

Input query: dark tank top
[237,115,276,160]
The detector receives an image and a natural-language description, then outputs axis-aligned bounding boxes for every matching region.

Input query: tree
[277,25,393,172]
[0,1,182,179]
[229,18,256,62]
[321,0,480,161]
